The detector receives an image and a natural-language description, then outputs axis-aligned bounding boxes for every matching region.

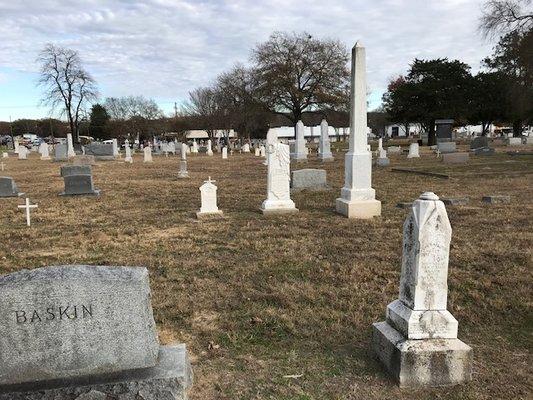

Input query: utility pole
[9,115,14,150]
[174,102,178,119]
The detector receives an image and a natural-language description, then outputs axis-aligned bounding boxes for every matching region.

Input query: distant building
[185,129,237,139]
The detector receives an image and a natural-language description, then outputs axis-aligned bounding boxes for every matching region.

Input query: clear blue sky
[0,0,495,122]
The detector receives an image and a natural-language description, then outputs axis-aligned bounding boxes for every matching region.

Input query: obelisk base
[372,322,472,388]
[335,197,381,219]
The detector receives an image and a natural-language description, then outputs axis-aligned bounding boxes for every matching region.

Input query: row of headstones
[0,191,470,398]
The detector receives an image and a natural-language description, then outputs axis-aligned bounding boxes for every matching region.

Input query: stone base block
[177,173,189,179]
[441,197,469,206]
[0,345,193,400]
[386,299,458,339]
[376,157,390,166]
[59,189,101,197]
[261,207,299,216]
[335,197,381,219]
[482,195,510,204]
[372,322,472,388]
[196,210,223,219]
[319,156,334,162]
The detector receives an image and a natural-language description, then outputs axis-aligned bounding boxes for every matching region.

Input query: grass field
[0,142,532,399]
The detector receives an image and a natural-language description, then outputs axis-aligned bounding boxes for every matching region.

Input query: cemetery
[0,1,532,399]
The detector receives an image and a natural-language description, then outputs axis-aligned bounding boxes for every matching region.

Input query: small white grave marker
[196,177,223,219]
[0,162,4,171]
[18,197,38,227]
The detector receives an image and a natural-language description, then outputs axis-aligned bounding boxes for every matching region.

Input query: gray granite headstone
[437,142,456,154]
[61,174,100,196]
[0,265,159,386]
[84,143,114,157]
[60,165,92,177]
[291,169,328,192]
[470,136,489,149]
[0,176,23,197]
[54,144,68,162]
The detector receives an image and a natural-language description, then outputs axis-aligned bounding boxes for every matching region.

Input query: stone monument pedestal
[0,344,193,400]
[372,322,472,388]
[196,210,224,219]
[335,197,381,219]
[261,204,299,216]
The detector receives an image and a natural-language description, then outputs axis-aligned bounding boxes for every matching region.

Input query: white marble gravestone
[196,177,223,218]
[261,130,298,214]
[335,42,381,219]
[373,192,472,388]
[206,140,213,156]
[319,119,334,162]
[192,140,198,154]
[66,133,76,158]
[222,147,228,159]
[124,140,133,163]
[242,143,250,153]
[254,147,260,156]
[292,120,308,162]
[178,143,189,179]
[377,148,390,166]
[407,142,420,158]
[39,142,51,160]
[18,146,28,160]
[143,146,153,163]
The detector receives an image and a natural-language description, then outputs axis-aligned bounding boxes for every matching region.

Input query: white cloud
[0,0,496,114]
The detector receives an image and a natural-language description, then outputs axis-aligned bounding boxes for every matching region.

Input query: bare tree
[252,31,350,126]
[480,0,533,37]
[37,44,98,143]
[183,87,222,138]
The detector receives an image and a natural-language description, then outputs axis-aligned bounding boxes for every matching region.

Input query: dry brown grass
[0,142,532,400]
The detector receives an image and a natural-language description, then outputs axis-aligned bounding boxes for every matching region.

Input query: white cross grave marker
[18,197,38,227]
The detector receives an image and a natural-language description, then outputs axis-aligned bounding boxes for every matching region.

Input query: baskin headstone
[0,177,24,198]
[0,265,193,399]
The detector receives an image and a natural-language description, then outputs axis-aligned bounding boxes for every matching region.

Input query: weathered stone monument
[291,169,328,192]
[435,119,454,142]
[0,177,23,198]
[191,140,198,154]
[261,130,298,215]
[242,143,250,153]
[60,165,100,196]
[291,120,308,162]
[470,136,494,155]
[66,133,76,158]
[319,119,334,162]
[259,145,266,158]
[54,144,68,162]
[254,147,260,156]
[222,146,228,159]
[17,146,28,160]
[0,265,192,399]
[178,143,189,179]
[336,42,381,219]
[124,139,133,163]
[196,177,223,219]
[437,142,456,154]
[377,147,390,166]
[407,143,420,158]
[84,143,115,160]
[144,146,153,163]
[112,138,119,157]
[372,192,472,388]
[39,143,51,160]
[206,140,213,156]
[443,152,469,164]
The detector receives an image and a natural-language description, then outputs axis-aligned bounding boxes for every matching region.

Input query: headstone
[377,148,390,166]
[196,177,223,219]
[124,140,133,163]
[242,143,250,153]
[470,136,489,150]
[112,139,119,157]
[67,133,76,158]
[60,164,92,177]
[0,177,23,197]
[442,152,469,164]
[482,195,511,204]
[291,169,328,192]
[508,137,522,147]
[319,119,334,162]
[472,147,495,155]
[291,120,308,162]
[437,142,456,154]
[72,155,96,165]
[261,129,298,214]
[441,197,469,206]
[435,119,454,142]
[387,146,402,154]
[13,139,20,154]
[254,147,260,156]
[259,145,266,157]
[143,146,153,163]
[39,143,51,160]
[192,140,198,153]
[17,146,28,160]
[2,152,8,158]
[0,265,192,399]
[336,42,381,219]
[60,173,100,196]
[54,144,68,162]
[222,146,228,159]
[372,192,472,388]
[178,143,189,179]
[206,140,213,156]
[84,143,115,160]
[407,143,420,158]
[378,138,384,152]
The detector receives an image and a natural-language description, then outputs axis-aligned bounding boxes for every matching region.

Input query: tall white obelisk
[335,42,381,219]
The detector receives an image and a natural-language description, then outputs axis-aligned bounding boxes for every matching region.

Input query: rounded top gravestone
[0,265,159,387]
